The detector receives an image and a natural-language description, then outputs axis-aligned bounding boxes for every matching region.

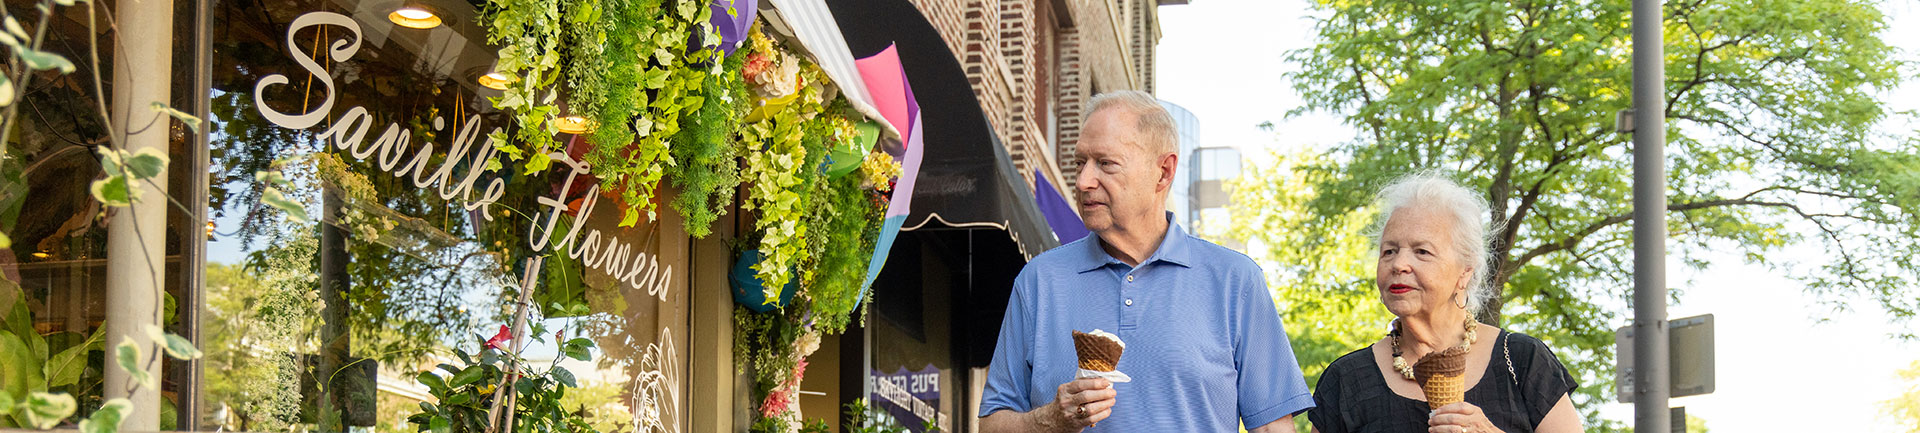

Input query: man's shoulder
[1021,235,1097,273]
[1173,232,1263,278]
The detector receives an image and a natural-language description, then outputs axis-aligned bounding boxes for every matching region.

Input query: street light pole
[1631,0,1670,432]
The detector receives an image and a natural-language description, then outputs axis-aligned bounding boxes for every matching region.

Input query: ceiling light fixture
[554,116,596,135]
[388,6,442,29]
[477,71,514,90]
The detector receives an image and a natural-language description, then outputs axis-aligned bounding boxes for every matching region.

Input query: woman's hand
[1429,402,1500,433]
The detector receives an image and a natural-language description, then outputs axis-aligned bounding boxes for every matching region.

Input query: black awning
[824,0,1061,259]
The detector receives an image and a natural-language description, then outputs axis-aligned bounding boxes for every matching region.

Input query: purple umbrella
[709,0,759,57]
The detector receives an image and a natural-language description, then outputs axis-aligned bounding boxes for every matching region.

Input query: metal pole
[1631,0,1670,431]
[104,0,174,429]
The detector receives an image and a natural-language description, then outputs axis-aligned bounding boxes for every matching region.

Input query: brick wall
[906,0,1163,202]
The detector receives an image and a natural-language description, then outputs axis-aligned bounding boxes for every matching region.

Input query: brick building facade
[908,0,1178,201]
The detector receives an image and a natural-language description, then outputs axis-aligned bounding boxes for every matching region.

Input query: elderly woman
[1308,175,1582,433]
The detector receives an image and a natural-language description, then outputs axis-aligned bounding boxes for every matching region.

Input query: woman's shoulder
[1324,343,1382,378]
[1494,329,1557,357]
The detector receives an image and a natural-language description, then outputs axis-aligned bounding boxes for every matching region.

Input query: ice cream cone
[1413,345,1469,409]
[1072,330,1125,372]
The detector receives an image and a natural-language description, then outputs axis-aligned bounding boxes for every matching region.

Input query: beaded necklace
[1388,317,1478,380]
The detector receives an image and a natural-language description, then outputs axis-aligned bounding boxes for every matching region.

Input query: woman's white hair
[1366,172,1504,315]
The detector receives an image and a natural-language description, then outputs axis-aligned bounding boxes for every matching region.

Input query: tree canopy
[1235,0,1918,428]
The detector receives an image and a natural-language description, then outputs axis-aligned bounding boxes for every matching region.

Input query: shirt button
[1125,299,1134,306]
[1126,275,1134,282]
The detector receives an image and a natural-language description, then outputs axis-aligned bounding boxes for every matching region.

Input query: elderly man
[979,91,1314,432]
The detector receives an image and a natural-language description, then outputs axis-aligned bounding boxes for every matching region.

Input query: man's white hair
[1086,90,1177,156]
[1366,173,1504,316]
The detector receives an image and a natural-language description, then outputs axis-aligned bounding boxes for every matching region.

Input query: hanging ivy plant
[579,0,716,226]
[559,0,607,118]
[482,0,565,173]
[800,164,883,334]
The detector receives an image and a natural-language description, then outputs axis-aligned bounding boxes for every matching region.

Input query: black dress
[1307,329,1578,433]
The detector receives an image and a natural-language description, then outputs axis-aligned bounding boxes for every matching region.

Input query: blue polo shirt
[979,216,1314,431]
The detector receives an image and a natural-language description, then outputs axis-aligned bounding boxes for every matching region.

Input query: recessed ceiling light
[389,6,442,29]
[554,116,596,135]
[478,72,514,90]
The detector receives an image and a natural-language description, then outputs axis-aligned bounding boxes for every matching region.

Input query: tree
[1238,0,1919,428]
[1885,360,1920,433]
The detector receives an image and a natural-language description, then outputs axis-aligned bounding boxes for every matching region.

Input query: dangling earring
[1453,290,1468,309]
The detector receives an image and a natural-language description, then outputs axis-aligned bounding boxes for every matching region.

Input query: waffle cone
[1072,330,1124,372]
[1413,346,1469,409]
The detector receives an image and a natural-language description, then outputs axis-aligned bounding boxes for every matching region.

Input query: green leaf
[0,74,14,107]
[90,176,135,207]
[449,365,487,387]
[634,116,655,138]
[16,392,77,429]
[0,232,9,249]
[0,331,44,400]
[417,372,447,395]
[43,342,89,388]
[254,169,288,187]
[142,324,200,360]
[642,69,670,89]
[2,16,25,42]
[120,148,168,180]
[558,338,590,362]
[149,102,202,135]
[79,398,131,433]
[114,337,155,390]
[261,187,309,223]
[17,49,74,73]
[548,366,576,388]
[429,415,450,433]
[523,151,551,174]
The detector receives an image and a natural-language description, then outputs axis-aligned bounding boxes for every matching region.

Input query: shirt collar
[1076,211,1194,272]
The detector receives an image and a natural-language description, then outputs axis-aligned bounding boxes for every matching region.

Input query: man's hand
[984,377,1116,433]
[1035,377,1116,431]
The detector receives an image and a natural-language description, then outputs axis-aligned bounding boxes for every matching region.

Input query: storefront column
[690,211,736,431]
[103,0,174,428]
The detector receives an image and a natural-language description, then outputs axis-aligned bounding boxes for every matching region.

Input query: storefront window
[204,0,686,431]
[1,0,201,426]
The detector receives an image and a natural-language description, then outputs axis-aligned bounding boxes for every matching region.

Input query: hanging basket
[730,249,798,313]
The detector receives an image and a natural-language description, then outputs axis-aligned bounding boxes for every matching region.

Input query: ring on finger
[1076,405,1088,417]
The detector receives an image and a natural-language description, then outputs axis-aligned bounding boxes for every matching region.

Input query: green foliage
[578,0,716,226]
[666,50,751,238]
[732,305,804,390]
[405,331,599,433]
[483,0,565,173]
[839,398,931,433]
[203,261,314,431]
[800,166,884,335]
[1260,0,1918,428]
[88,147,168,207]
[0,283,105,429]
[1884,360,1920,433]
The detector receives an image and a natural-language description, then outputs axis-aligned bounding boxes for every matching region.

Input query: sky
[1155,1,1920,431]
